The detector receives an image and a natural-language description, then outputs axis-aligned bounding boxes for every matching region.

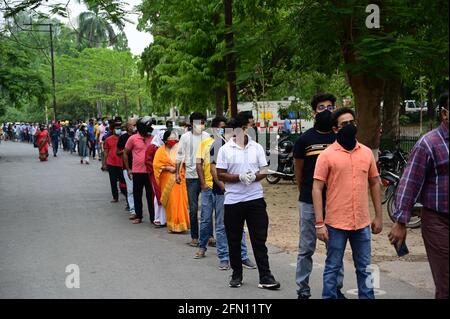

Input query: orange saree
[153,144,189,233]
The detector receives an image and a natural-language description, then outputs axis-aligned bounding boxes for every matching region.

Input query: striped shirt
[393,123,449,223]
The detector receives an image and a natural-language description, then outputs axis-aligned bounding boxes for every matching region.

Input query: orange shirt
[314,141,379,231]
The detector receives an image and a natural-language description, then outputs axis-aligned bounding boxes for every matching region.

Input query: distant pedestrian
[50,121,61,157]
[103,121,126,203]
[35,124,50,161]
[78,124,89,164]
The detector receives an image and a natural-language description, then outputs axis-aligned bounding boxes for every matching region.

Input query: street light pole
[23,23,57,122]
[224,0,238,117]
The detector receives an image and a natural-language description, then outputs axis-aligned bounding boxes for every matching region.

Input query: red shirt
[104,135,122,167]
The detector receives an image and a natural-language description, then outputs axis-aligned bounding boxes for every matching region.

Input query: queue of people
[4,92,447,298]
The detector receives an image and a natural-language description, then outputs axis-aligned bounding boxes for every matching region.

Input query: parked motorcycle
[266,133,296,184]
[380,168,422,229]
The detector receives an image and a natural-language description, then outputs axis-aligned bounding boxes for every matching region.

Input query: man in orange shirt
[312,107,383,299]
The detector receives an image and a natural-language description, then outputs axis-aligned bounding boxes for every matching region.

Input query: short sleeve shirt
[216,138,268,205]
[104,135,122,167]
[196,137,214,189]
[293,128,336,203]
[125,134,153,173]
[314,141,380,231]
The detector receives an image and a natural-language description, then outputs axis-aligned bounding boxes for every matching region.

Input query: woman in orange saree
[153,130,190,233]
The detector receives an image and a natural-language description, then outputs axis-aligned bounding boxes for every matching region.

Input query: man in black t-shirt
[293,93,345,299]
[117,117,137,218]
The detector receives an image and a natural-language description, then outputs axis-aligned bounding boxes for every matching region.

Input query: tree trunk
[382,78,401,149]
[347,73,385,152]
[215,89,224,116]
[224,0,238,117]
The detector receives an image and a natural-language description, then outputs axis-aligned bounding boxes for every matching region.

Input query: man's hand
[127,169,133,180]
[175,173,181,184]
[388,222,407,246]
[218,181,225,192]
[371,216,383,234]
[316,226,328,243]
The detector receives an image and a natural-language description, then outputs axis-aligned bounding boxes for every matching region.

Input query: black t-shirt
[68,125,76,138]
[293,128,336,204]
[209,138,226,195]
[117,133,132,169]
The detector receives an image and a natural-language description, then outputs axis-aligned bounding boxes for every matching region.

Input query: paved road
[0,142,433,299]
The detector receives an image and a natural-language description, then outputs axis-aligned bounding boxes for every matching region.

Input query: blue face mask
[217,128,225,136]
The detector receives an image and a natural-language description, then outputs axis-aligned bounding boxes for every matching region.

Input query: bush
[399,115,410,126]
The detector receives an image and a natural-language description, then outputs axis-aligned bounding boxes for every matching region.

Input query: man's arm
[369,176,383,234]
[103,147,109,170]
[294,158,304,192]
[217,168,240,183]
[123,148,132,179]
[312,179,328,242]
[196,159,208,190]
[210,163,225,191]
[175,135,185,184]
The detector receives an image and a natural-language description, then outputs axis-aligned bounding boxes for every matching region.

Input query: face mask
[314,110,333,132]
[217,128,225,136]
[98,121,102,125]
[166,140,178,147]
[336,124,358,151]
[114,129,122,135]
[132,127,137,133]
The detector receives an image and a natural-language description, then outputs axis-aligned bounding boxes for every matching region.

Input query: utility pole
[23,22,57,122]
[224,0,238,117]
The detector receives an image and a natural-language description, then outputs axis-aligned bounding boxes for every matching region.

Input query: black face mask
[314,110,333,132]
[336,124,358,151]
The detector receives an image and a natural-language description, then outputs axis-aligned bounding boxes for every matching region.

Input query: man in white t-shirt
[175,112,211,247]
[216,112,280,290]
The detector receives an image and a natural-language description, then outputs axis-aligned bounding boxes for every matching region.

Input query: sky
[61,0,153,55]
[0,0,153,55]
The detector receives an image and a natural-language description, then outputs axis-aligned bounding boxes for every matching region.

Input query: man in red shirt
[104,121,126,203]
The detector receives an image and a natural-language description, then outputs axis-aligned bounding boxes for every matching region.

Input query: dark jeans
[421,208,449,299]
[186,178,201,240]
[323,225,373,299]
[108,165,125,200]
[51,136,59,155]
[89,140,96,158]
[133,172,154,222]
[224,198,272,280]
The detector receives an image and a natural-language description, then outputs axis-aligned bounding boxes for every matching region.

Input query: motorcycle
[380,168,422,229]
[266,133,296,184]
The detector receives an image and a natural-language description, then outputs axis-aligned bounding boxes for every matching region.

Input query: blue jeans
[296,202,344,297]
[323,225,374,299]
[67,137,74,153]
[186,178,201,240]
[200,189,249,262]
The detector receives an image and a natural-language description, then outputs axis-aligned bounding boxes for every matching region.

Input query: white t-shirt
[176,131,210,179]
[216,138,268,205]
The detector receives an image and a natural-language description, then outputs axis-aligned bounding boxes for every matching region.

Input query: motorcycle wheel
[387,195,422,229]
[266,174,281,184]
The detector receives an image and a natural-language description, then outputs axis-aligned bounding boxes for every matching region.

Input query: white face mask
[114,129,122,135]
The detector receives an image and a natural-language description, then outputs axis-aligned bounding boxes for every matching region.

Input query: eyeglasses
[317,104,336,111]
[338,120,356,128]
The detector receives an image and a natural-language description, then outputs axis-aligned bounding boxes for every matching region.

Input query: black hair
[331,107,356,128]
[311,93,337,112]
[235,112,252,128]
[189,112,206,124]
[439,92,449,111]
[211,116,228,128]
[162,130,172,142]
[226,118,239,129]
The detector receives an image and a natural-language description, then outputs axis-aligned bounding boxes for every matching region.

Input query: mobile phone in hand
[394,241,409,257]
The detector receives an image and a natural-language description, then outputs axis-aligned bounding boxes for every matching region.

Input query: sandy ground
[263,180,428,262]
